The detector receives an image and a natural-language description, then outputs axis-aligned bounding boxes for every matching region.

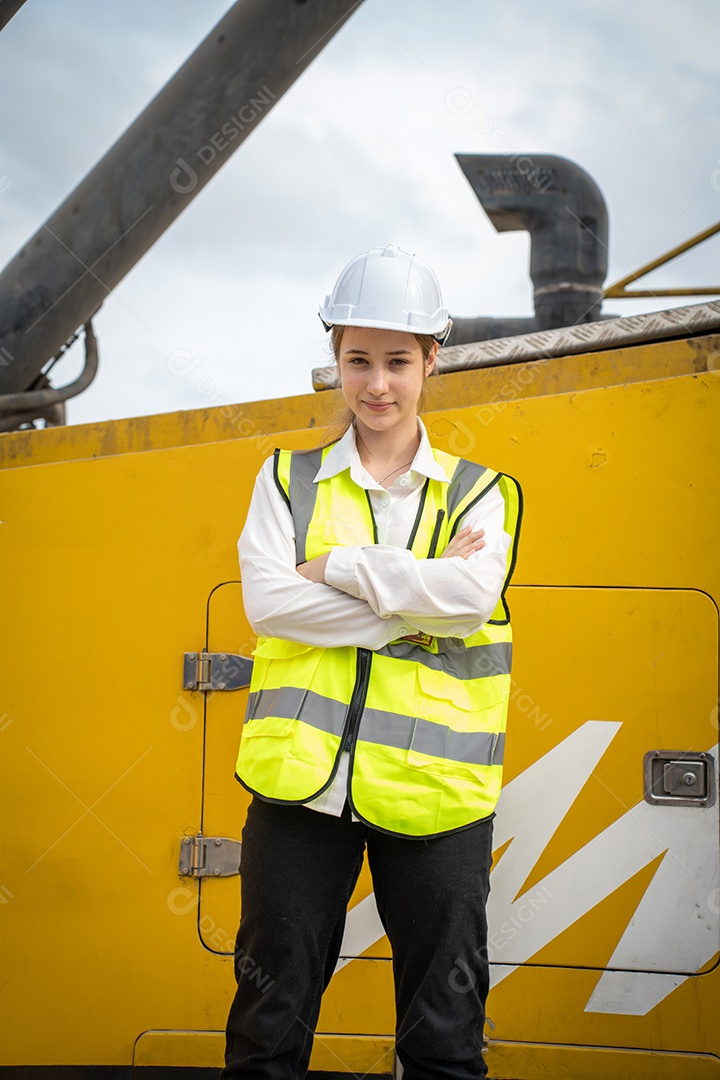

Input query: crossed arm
[238,458,511,650]
[297,524,487,582]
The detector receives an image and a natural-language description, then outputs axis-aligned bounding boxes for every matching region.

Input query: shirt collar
[313,418,450,488]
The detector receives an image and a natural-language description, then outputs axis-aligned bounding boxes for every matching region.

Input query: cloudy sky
[1,0,718,425]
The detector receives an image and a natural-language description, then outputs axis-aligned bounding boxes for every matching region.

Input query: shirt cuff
[325,546,364,599]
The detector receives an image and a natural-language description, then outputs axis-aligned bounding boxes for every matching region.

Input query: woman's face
[337,326,437,436]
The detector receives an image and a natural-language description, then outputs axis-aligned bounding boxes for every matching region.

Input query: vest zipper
[342,647,373,752]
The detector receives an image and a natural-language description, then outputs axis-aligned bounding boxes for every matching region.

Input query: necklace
[356,429,415,487]
[377,459,414,486]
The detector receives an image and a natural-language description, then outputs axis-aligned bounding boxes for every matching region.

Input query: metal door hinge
[183,651,253,691]
[644,749,716,807]
[178,835,242,878]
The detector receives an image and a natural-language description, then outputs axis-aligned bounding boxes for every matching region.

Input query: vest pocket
[407,665,501,779]
[412,660,484,717]
[249,638,322,695]
[406,743,488,783]
[251,638,317,661]
[245,639,322,736]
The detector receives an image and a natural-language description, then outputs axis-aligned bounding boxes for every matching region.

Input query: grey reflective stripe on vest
[246,687,504,766]
[288,449,324,564]
[446,458,488,522]
[378,639,511,680]
[247,686,346,736]
[361,708,505,766]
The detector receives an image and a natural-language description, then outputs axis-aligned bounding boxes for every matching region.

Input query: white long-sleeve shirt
[238,419,512,815]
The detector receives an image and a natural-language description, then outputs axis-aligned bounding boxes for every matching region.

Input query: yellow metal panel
[128,1026,720,1075]
[200,586,718,971]
[0,332,716,470]
[133,1029,394,1071]
[0,394,340,469]
[197,580,252,955]
[0,441,248,1065]
[315,956,395,1037]
[134,1031,224,1068]
[487,1040,720,1079]
[1,337,718,1070]
[426,369,720,594]
[486,962,720,1058]
[309,1033,394,1073]
[503,586,717,869]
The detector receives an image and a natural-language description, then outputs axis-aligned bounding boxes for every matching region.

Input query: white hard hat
[319,244,453,345]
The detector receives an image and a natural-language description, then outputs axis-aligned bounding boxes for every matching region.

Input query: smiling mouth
[363,400,394,408]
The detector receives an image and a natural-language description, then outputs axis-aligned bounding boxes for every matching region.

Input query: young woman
[223,245,522,1080]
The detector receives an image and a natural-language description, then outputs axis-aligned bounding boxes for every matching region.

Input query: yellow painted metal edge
[1,333,716,470]
[134,1031,223,1068]
[133,1029,394,1072]
[486,1039,720,1079]
[128,1030,720,1076]
[309,1034,395,1072]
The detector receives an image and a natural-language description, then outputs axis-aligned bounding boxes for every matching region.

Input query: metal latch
[179,835,242,878]
[183,651,253,691]
[644,749,716,807]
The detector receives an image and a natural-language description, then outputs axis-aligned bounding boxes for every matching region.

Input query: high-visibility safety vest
[235,442,522,838]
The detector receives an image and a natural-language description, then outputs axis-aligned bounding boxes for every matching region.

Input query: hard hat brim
[318,313,453,345]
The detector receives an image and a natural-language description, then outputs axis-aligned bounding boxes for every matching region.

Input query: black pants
[222,798,493,1080]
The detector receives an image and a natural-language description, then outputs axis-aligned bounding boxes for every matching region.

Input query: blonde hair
[322,325,437,444]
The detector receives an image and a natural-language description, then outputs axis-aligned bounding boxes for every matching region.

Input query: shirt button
[399,477,408,486]
[381,497,390,508]
[397,627,407,635]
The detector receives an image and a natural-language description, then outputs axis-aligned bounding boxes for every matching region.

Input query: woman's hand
[296,552,330,583]
[440,525,485,560]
